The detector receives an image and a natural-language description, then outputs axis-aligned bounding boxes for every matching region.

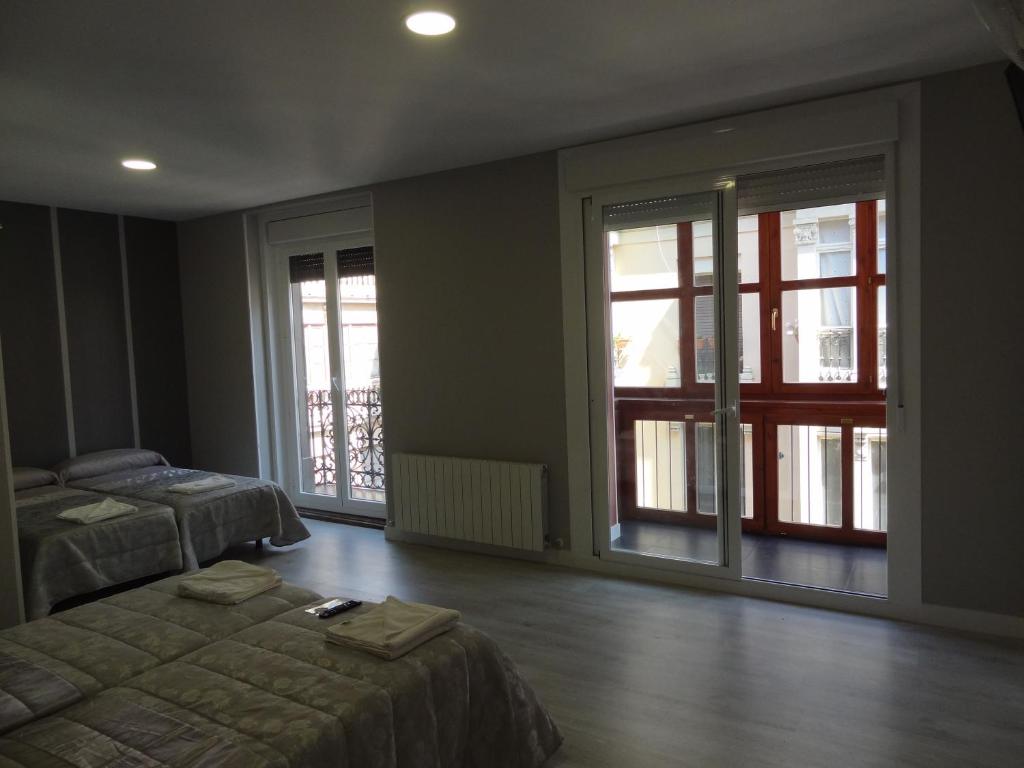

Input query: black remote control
[319,599,362,618]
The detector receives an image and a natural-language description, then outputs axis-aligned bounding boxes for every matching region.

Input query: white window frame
[553,83,969,631]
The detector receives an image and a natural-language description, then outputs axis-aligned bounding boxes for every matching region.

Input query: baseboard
[298,508,386,530]
[384,526,551,562]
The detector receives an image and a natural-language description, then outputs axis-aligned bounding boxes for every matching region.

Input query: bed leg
[255,538,264,552]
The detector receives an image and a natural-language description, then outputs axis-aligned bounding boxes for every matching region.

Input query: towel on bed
[326,596,461,660]
[56,497,137,524]
[177,560,281,604]
[168,474,237,495]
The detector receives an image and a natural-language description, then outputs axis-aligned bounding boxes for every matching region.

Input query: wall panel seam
[118,215,141,449]
[49,207,76,458]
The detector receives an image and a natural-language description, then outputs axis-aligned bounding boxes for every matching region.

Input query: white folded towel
[326,596,461,660]
[177,560,281,604]
[57,498,137,525]
[169,474,236,495]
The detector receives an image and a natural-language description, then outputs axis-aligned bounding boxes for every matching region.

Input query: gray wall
[58,208,135,454]
[920,62,1024,617]
[0,202,191,468]
[373,154,570,541]
[177,213,261,476]
[0,202,68,466]
[124,217,192,464]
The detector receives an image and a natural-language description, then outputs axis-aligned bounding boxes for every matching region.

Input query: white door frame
[268,234,385,519]
[251,193,386,519]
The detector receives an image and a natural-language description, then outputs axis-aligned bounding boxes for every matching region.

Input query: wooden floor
[228,520,1024,768]
[614,520,888,595]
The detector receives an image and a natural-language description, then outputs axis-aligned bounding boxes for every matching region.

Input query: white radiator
[391,453,548,552]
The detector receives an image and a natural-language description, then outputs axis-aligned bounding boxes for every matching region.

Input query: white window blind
[603,192,714,232]
[737,156,885,215]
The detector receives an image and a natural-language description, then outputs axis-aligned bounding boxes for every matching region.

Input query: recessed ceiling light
[405,11,456,36]
[122,158,157,170]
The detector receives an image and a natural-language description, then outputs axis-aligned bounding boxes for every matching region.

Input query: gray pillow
[12,467,60,491]
[53,448,169,483]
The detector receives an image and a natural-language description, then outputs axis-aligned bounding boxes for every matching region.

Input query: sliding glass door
[590,181,742,575]
[273,238,385,518]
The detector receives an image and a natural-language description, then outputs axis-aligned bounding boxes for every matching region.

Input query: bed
[0,574,562,767]
[0,571,320,737]
[56,449,312,569]
[11,467,183,620]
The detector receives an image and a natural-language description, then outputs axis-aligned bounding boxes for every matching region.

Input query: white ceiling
[0,0,1002,221]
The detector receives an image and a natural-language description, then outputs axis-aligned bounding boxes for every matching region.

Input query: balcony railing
[306,386,385,501]
[817,326,854,382]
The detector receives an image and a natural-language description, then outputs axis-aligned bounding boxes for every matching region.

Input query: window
[607,176,888,546]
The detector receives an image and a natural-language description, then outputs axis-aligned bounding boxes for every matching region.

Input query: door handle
[771,307,779,332]
[711,402,737,419]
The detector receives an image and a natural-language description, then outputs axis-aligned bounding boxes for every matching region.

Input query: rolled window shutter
[337,246,374,278]
[288,252,325,283]
[604,192,714,232]
[737,156,885,215]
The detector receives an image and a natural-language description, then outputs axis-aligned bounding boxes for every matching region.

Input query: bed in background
[12,467,183,620]
[57,449,311,569]
[0,577,562,767]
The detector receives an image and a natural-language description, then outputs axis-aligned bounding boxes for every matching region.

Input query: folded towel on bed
[56,498,137,524]
[168,474,236,494]
[326,596,461,660]
[177,560,281,604]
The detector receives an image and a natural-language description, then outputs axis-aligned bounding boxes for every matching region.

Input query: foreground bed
[12,468,183,620]
[57,449,311,569]
[0,572,562,767]
[0,572,320,737]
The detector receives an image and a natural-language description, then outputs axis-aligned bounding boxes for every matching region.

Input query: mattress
[14,485,182,620]
[67,466,311,569]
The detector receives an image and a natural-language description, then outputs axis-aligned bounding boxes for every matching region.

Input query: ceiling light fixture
[405,11,456,36]
[122,158,157,170]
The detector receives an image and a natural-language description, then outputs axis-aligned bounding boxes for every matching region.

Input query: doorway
[596,159,889,595]
[272,238,386,519]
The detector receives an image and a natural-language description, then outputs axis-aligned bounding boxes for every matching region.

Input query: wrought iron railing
[817,326,854,382]
[306,386,385,498]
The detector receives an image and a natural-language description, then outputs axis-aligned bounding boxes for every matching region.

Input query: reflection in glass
[737,215,759,284]
[293,275,334,497]
[611,300,680,387]
[777,424,842,527]
[609,225,678,292]
[854,427,887,531]
[877,286,887,390]
[780,204,857,281]
[338,271,385,503]
[877,199,886,274]
[634,420,686,512]
[781,287,858,383]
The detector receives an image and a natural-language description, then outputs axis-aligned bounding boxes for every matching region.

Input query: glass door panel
[603,186,739,571]
[337,248,385,505]
[276,241,385,518]
[290,265,335,497]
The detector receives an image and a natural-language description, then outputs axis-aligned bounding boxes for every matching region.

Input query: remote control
[319,599,362,618]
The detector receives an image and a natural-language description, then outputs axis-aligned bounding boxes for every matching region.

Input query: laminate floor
[226,519,1024,768]
[613,520,887,595]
